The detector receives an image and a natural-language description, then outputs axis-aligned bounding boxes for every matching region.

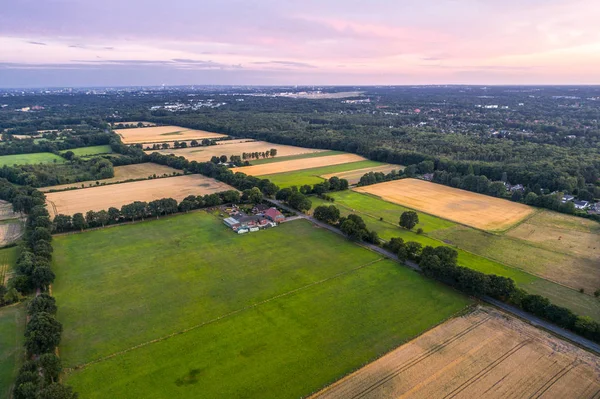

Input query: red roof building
[264,207,285,223]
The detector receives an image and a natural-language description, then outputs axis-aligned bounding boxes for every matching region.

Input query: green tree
[27,293,57,315]
[71,213,86,231]
[399,211,419,230]
[53,214,72,232]
[24,312,62,354]
[313,205,340,224]
[37,383,78,399]
[340,219,365,241]
[39,353,62,384]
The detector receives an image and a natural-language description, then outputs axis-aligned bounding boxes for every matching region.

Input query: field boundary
[64,257,386,373]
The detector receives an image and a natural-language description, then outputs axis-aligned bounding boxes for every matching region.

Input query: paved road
[267,198,600,355]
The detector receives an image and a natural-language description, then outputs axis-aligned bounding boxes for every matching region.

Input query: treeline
[0,180,77,398]
[144,138,217,151]
[275,177,349,212]
[382,237,600,344]
[52,190,244,232]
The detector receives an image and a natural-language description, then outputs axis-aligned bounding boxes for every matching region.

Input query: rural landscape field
[1,81,600,398]
[115,125,226,144]
[355,178,535,231]
[45,174,234,217]
[53,213,471,398]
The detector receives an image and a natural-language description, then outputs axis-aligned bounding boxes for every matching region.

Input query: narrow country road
[266,198,600,355]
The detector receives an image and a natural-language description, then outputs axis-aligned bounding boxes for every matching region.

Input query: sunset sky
[2,0,600,87]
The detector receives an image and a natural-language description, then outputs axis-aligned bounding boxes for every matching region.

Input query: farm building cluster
[223,204,286,234]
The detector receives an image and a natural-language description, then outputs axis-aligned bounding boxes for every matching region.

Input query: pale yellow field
[355,178,534,231]
[312,307,600,399]
[146,139,323,162]
[45,175,234,218]
[507,210,600,262]
[0,222,23,247]
[0,200,20,221]
[321,164,403,185]
[40,163,182,192]
[231,154,366,176]
[114,125,226,144]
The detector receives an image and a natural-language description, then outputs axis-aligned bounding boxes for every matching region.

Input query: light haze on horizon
[1,0,600,87]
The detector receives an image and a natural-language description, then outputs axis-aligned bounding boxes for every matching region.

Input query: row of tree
[144,138,217,151]
[52,190,244,232]
[379,237,600,344]
[0,181,78,398]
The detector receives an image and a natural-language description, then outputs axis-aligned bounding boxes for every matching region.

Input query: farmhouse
[264,207,285,222]
[222,209,282,233]
[561,194,575,203]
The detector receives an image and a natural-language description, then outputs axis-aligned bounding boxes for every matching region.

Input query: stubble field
[40,163,182,192]
[312,307,600,399]
[52,213,471,398]
[114,125,226,144]
[148,139,323,162]
[231,153,367,176]
[355,178,535,231]
[45,174,234,217]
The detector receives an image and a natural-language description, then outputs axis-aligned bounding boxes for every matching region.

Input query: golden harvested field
[45,175,234,218]
[321,164,403,185]
[114,125,226,144]
[40,163,182,192]
[312,307,600,399]
[355,178,534,231]
[507,210,600,262]
[146,139,323,162]
[231,153,366,176]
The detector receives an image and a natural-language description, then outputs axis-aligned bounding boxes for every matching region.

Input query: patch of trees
[242,148,277,160]
[276,188,312,212]
[297,176,349,196]
[52,190,243,232]
[312,205,380,244]
[0,157,115,188]
[0,133,113,157]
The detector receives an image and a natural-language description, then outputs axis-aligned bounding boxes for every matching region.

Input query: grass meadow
[259,160,383,187]
[0,304,26,399]
[53,213,471,398]
[310,191,600,321]
[0,152,65,166]
[62,145,114,157]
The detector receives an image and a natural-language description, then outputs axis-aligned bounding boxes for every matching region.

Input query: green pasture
[62,145,114,157]
[0,153,65,167]
[53,213,470,397]
[0,304,26,399]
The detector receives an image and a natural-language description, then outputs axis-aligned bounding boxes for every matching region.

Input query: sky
[1,0,600,87]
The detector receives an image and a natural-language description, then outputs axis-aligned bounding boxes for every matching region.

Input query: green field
[0,304,26,399]
[259,160,384,187]
[62,145,113,157]
[250,150,344,165]
[310,191,600,321]
[53,212,470,398]
[0,152,65,166]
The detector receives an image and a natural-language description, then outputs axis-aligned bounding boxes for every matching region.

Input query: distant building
[263,208,285,223]
[573,200,589,210]
[223,217,241,229]
[509,184,524,192]
[561,195,575,203]
[421,173,434,181]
